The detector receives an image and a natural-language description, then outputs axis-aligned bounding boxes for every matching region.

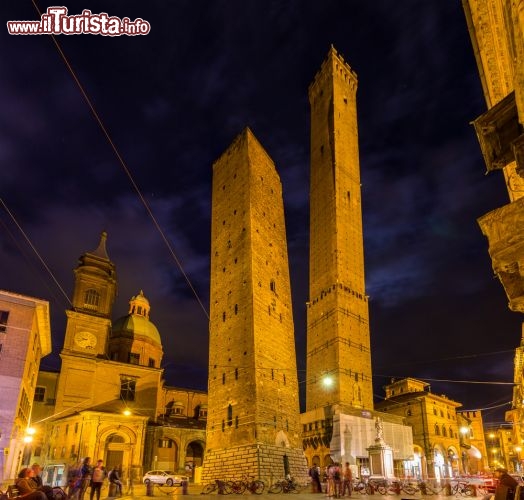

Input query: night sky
[2,1,521,425]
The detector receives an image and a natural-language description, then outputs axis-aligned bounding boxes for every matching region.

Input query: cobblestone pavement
[116,483,475,500]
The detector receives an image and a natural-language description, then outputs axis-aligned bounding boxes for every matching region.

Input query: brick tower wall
[306,47,373,411]
[204,127,306,481]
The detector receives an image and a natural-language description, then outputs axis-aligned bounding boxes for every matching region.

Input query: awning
[466,445,482,459]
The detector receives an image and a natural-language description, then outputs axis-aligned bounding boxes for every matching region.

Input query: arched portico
[98,425,140,482]
[184,441,204,478]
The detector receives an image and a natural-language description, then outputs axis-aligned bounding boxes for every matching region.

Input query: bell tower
[306,47,373,411]
[62,231,117,357]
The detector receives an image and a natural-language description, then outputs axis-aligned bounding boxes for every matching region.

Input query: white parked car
[142,470,189,486]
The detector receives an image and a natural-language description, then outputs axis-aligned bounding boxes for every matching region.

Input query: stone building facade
[376,378,474,479]
[0,291,51,484]
[462,0,524,465]
[456,410,489,474]
[203,128,306,484]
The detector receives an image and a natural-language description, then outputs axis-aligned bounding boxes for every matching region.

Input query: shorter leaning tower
[202,128,307,483]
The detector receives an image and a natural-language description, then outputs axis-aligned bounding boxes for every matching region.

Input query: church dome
[112,290,162,346]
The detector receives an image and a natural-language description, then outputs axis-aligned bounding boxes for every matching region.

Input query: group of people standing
[13,458,123,500]
[309,462,353,497]
[67,458,123,500]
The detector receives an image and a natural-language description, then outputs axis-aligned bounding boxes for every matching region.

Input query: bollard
[420,482,427,495]
[181,480,188,495]
[146,481,154,496]
[108,483,117,498]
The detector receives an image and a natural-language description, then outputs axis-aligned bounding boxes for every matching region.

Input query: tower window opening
[0,310,9,333]
[222,420,225,432]
[283,374,286,385]
[235,368,238,380]
[84,289,100,309]
[222,373,226,384]
[271,369,274,380]
[234,304,238,315]
[270,280,276,293]
[222,312,226,322]
[227,404,233,426]
[235,416,239,428]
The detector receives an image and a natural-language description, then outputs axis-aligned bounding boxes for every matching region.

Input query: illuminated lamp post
[21,427,36,468]
[322,375,334,389]
[488,433,496,470]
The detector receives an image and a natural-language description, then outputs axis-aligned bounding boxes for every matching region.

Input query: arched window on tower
[84,289,100,310]
[270,280,276,293]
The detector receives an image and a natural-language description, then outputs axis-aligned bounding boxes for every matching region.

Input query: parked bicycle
[230,476,265,495]
[352,478,372,495]
[450,480,476,496]
[201,479,232,494]
[268,477,300,494]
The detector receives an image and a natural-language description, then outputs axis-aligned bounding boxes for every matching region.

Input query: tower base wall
[201,443,308,486]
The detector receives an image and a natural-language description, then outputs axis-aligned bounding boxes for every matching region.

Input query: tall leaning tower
[306,47,373,411]
[202,128,307,483]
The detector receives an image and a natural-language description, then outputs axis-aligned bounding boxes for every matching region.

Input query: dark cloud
[1,1,519,423]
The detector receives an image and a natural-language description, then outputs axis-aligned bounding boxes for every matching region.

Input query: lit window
[158,439,173,448]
